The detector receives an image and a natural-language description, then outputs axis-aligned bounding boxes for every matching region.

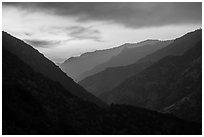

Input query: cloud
[67,26,101,42]
[25,39,61,48]
[3,2,202,28]
[46,25,102,42]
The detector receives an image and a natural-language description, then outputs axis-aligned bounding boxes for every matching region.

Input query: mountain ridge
[2,31,106,107]
[79,29,202,98]
[60,39,160,81]
[79,40,172,81]
[99,39,201,123]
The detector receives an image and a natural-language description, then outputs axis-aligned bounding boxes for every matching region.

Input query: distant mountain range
[3,31,201,135]
[79,40,173,82]
[60,39,163,82]
[79,29,202,123]
[100,40,201,106]
[79,40,172,96]
[59,42,126,81]
[79,30,201,97]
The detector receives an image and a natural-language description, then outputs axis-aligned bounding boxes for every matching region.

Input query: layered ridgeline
[79,40,172,81]
[100,35,202,123]
[60,40,160,82]
[79,29,202,98]
[2,32,106,108]
[2,46,201,134]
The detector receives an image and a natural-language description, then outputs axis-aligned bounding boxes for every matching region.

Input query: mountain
[79,29,202,97]
[2,49,201,134]
[101,40,172,67]
[79,40,171,81]
[59,43,125,81]
[160,56,202,123]
[137,29,202,64]
[60,40,159,82]
[3,32,201,135]
[2,32,106,107]
[99,39,202,123]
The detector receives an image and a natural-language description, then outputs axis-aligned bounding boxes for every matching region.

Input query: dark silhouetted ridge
[2,31,106,108]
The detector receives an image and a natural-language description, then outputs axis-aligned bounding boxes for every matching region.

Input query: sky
[2,2,202,63]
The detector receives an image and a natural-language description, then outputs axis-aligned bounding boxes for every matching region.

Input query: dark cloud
[25,39,61,48]
[24,25,101,48]
[45,26,102,42]
[67,26,101,42]
[3,2,202,28]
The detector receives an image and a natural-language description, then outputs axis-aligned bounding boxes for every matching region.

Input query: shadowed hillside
[161,56,202,123]
[2,32,106,108]
[100,40,202,123]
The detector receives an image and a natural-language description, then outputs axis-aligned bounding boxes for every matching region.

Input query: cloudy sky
[2,2,202,63]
